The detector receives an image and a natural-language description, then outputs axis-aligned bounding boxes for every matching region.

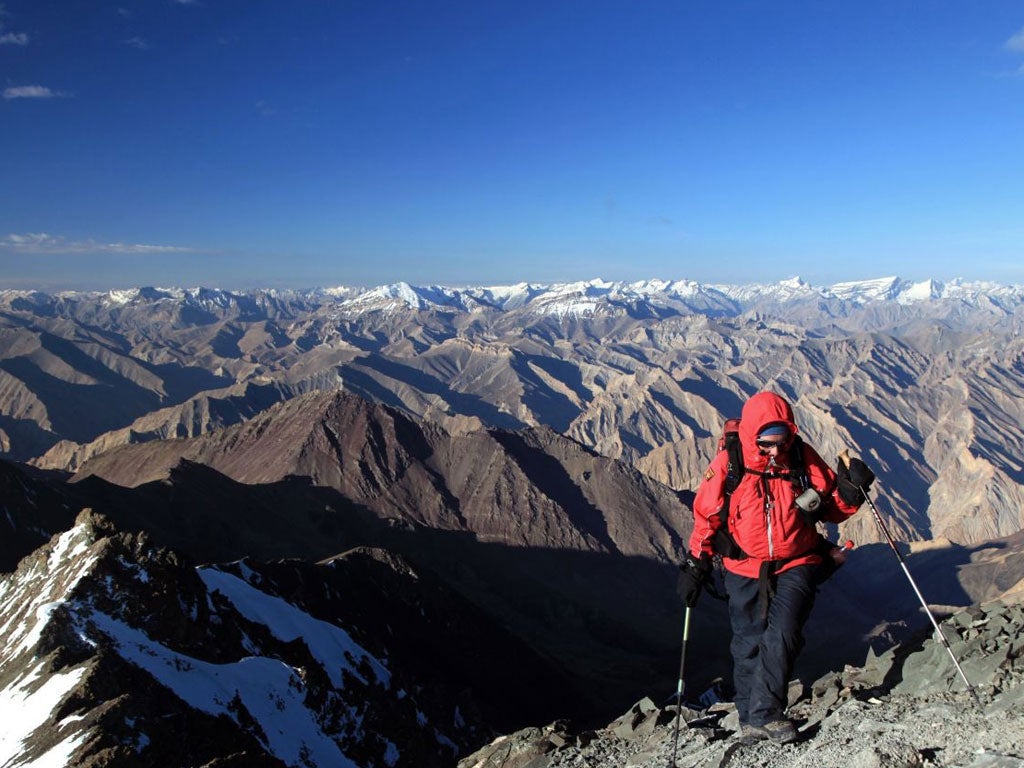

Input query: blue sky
[2,1,1024,291]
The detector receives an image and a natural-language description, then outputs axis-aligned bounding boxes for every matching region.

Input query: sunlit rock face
[6,277,1024,549]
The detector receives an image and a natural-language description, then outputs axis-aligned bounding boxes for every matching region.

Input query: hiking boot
[740,718,798,744]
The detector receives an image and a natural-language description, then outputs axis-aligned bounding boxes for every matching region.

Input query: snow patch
[1,526,99,663]
[900,279,941,304]
[828,276,904,302]
[104,289,140,306]
[0,661,89,767]
[198,567,391,688]
[87,611,358,768]
[47,526,93,574]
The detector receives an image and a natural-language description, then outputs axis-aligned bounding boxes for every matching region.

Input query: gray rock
[959,755,1024,768]
[846,741,922,768]
[609,698,661,741]
[457,729,553,768]
[468,601,1024,768]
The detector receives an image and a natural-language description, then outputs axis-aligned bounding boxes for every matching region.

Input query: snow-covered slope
[320,276,1024,317]
[0,510,512,767]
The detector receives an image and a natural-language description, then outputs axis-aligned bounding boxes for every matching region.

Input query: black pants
[724,565,816,726]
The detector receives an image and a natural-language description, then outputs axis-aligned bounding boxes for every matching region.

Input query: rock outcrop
[0,510,574,766]
[459,599,1024,768]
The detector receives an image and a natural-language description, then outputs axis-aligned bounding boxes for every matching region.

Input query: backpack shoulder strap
[721,431,745,517]
[712,433,749,560]
[724,435,744,496]
[787,435,808,489]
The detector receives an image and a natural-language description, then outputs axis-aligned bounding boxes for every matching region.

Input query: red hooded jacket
[688,392,860,579]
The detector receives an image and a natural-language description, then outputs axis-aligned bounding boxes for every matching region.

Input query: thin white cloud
[1007,26,1024,53]
[0,2,29,46]
[1006,26,1024,77]
[3,85,64,100]
[1,233,195,255]
[125,36,149,50]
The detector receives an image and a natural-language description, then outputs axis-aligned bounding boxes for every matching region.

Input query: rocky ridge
[69,389,688,559]
[0,509,575,767]
[460,599,1024,768]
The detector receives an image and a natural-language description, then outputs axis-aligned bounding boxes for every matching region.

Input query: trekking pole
[669,605,691,767]
[840,452,981,708]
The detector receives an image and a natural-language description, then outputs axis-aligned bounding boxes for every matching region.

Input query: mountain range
[4,276,1024,547]
[0,390,693,725]
[3,275,1024,764]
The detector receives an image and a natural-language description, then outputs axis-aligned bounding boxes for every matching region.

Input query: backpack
[711,418,810,559]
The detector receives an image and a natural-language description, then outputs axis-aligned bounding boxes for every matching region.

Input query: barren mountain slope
[72,389,688,557]
[61,386,1024,722]
[67,390,692,714]
[7,385,1024,737]
[7,281,1024,549]
[0,459,79,570]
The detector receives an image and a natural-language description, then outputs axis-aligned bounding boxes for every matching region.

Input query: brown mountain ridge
[61,390,692,716]
[72,389,688,559]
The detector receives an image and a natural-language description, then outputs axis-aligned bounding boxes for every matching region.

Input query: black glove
[836,456,875,507]
[812,536,849,585]
[677,552,711,608]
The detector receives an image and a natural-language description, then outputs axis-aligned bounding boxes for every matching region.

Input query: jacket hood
[739,391,800,468]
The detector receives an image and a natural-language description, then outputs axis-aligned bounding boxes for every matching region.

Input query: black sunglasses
[755,438,788,449]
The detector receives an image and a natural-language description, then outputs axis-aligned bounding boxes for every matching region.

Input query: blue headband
[757,424,789,438]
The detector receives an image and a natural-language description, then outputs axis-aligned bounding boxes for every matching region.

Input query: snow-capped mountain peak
[4,276,1024,327]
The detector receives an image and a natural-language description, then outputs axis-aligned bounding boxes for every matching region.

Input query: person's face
[756,435,788,457]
